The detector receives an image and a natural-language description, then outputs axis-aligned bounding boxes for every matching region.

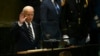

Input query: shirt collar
[25,21,32,28]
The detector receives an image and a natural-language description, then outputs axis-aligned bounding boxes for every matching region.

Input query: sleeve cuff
[18,21,23,26]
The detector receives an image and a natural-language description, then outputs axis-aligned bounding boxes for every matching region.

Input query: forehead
[24,9,34,15]
[26,9,34,13]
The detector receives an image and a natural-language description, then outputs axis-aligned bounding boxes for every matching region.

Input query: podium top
[17,46,79,55]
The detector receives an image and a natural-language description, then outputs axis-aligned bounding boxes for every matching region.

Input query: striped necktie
[28,23,34,42]
[54,2,60,14]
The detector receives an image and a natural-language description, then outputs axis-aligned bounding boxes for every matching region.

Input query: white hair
[22,6,34,13]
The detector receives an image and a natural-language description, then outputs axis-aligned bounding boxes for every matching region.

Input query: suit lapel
[49,0,60,14]
[21,23,34,43]
[50,0,56,11]
[22,22,28,33]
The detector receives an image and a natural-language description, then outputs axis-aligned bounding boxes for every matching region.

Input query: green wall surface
[0,0,22,27]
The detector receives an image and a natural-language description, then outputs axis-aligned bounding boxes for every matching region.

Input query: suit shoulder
[32,22,40,26]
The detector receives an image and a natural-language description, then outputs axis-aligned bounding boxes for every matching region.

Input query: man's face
[25,10,34,23]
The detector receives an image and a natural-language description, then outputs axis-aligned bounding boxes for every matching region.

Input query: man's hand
[63,35,70,44]
[63,35,69,38]
[19,12,27,24]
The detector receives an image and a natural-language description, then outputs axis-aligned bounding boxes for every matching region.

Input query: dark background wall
[0,0,22,27]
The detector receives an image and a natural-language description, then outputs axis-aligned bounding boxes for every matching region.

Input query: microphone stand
[42,34,61,56]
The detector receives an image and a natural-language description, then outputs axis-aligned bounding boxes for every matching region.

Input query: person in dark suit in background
[89,0,100,45]
[87,0,100,56]
[61,0,89,46]
[60,0,90,56]
[11,6,40,52]
[40,0,62,48]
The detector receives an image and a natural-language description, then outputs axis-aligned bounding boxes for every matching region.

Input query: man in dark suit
[87,0,100,56]
[89,0,100,45]
[40,0,61,48]
[61,0,89,46]
[60,0,90,56]
[11,6,40,52]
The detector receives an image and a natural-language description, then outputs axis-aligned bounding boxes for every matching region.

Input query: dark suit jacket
[95,0,100,17]
[88,0,100,44]
[11,22,40,52]
[60,0,89,38]
[40,0,61,40]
